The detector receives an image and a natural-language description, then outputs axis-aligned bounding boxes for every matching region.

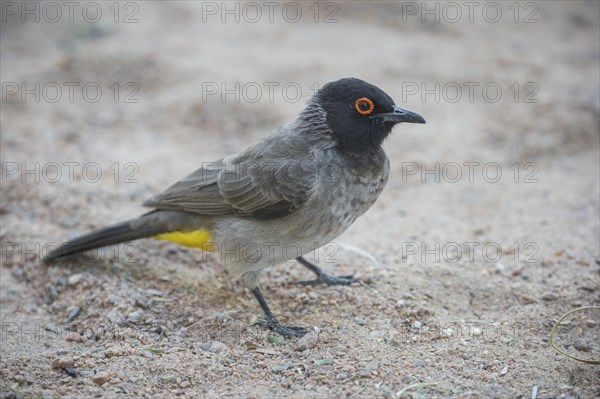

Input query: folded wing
[143,148,316,220]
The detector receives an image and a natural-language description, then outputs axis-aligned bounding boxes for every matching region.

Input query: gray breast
[314,147,390,234]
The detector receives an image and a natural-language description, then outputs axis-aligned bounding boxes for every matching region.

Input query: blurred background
[1,1,599,398]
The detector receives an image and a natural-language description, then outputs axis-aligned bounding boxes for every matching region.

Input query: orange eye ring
[355,97,375,115]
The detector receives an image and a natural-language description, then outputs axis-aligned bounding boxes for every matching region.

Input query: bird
[44,77,426,337]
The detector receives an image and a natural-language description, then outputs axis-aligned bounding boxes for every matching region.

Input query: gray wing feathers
[142,132,320,218]
[143,160,236,215]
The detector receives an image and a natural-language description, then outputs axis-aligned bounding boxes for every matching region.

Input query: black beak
[375,105,426,124]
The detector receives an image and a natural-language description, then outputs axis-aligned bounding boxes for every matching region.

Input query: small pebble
[541,292,558,301]
[65,332,86,343]
[128,310,143,323]
[45,325,60,334]
[107,310,125,325]
[401,292,416,300]
[362,360,379,376]
[134,294,150,309]
[64,367,77,378]
[106,294,122,305]
[573,340,592,352]
[335,372,348,380]
[200,341,229,353]
[296,331,319,350]
[354,317,367,326]
[92,371,110,385]
[255,348,278,355]
[225,356,236,366]
[68,273,83,286]
[272,361,292,372]
[52,357,74,369]
[579,284,596,292]
[145,288,162,296]
[179,380,191,388]
[67,306,81,322]
[586,319,598,328]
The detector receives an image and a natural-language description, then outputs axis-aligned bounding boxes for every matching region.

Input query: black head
[315,78,425,154]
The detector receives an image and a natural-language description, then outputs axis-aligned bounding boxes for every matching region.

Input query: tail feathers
[44,219,164,262]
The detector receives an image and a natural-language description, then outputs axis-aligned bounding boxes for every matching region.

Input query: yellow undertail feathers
[154,229,215,251]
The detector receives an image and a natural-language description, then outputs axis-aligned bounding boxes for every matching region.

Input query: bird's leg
[295,256,359,286]
[251,286,310,337]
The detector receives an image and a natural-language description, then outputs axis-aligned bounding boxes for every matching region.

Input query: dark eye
[355,97,374,115]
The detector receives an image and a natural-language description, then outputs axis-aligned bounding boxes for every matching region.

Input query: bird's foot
[260,316,310,337]
[296,272,359,286]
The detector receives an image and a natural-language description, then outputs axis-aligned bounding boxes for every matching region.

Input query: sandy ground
[1,1,599,398]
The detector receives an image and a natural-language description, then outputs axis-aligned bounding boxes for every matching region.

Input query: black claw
[296,273,360,286]
[251,286,310,337]
[295,256,361,286]
[259,316,310,337]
